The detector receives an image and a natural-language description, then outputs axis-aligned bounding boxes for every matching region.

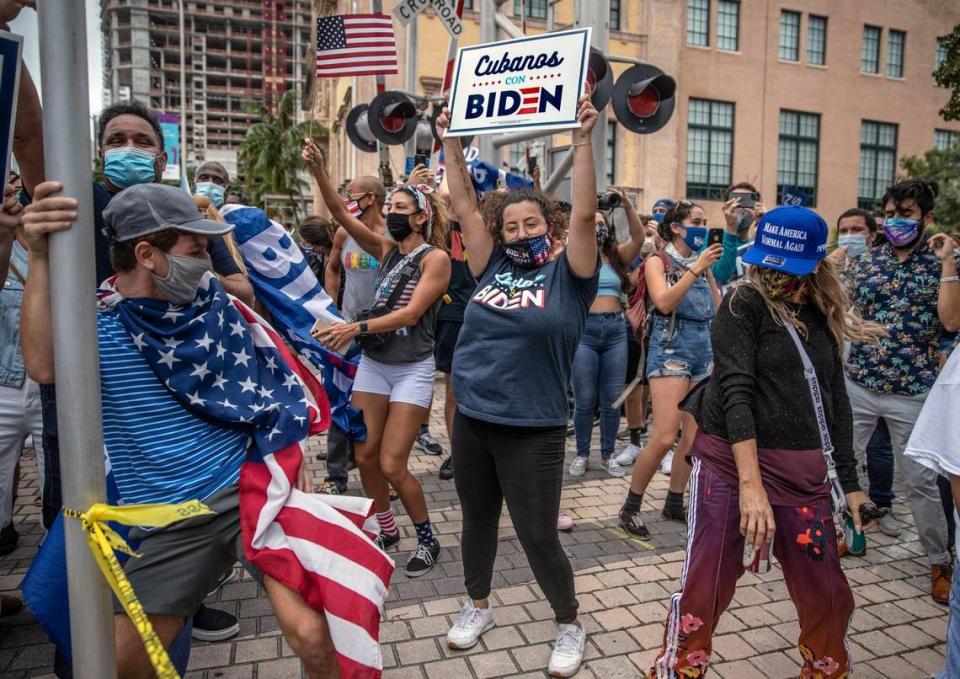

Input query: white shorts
[353,355,436,408]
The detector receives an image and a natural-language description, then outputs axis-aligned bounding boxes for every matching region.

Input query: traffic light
[587,49,613,111]
[610,63,677,134]
[367,90,419,145]
[345,104,378,153]
[429,103,473,149]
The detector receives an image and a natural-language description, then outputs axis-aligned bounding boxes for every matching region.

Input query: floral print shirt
[845,241,958,395]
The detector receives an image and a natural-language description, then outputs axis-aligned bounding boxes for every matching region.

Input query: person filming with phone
[647,206,880,679]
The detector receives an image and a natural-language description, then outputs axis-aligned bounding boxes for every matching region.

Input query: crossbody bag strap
[8,260,25,285]
[377,244,432,311]
[784,324,848,513]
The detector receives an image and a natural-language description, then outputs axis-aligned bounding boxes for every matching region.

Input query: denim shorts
[646,315,713,382]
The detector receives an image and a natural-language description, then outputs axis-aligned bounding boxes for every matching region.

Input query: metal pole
[575,0,609,188]
[542,147,574,194]
[36,3,116,678]
[371,0,392,184]
[404,15,418,160]
[478,0,498,165]
[492,128,557,148]
[493,13,523,40]
[606,54,646,66]
[178,0,188,184]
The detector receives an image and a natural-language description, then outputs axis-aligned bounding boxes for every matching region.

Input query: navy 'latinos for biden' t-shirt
[452,249,599,427]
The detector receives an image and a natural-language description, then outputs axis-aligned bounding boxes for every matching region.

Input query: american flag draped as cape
[104,274,393,677]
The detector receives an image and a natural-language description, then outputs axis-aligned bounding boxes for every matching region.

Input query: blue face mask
[680,226,706,251]
[837,234,868,258]
[195,181,226,208]
[882,217,921,247]
[103,147,158,189]
[653,212,666,224]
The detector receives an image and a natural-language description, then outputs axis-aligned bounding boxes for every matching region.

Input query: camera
[597,191,622,211]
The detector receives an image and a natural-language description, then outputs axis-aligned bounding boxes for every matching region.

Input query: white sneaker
[614,443,641,466]
[548,622,586,677]
[659,449,674,475]
[601,458,627,478]
[568,457,588,477]
[446,602,495,650]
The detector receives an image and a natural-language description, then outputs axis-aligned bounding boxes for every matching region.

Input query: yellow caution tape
[63,500,214,679]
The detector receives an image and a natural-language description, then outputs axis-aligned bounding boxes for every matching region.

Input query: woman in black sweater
[647,206,881,679]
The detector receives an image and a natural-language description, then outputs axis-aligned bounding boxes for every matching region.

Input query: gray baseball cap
[102,183,234,242]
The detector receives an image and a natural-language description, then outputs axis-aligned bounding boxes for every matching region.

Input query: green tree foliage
[901,143,960,233]
[238,90,327,225]
[935,24,960,121]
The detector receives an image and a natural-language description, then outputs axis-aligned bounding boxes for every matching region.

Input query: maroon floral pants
[649,458,855,678]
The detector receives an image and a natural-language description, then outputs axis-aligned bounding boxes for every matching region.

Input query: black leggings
[452,411,578,623]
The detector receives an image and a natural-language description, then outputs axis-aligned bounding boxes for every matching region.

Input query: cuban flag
[219,204,365,440]
[437,151,533,196]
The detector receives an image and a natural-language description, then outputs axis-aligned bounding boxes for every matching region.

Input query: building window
[508,143,528,176]
[858,121,898,210]
[717,0,739,51]
[934,129,959,150]
[861,25,881,73]
[610,0,621,31]
[463,0,473,8]
[686,98,735,200]
[606,120,616,186]
[778,11,800,61]
[514,0,546,20]
[777,110,820,206]
[687,0,709,47]
[807,15,827,65]
[936,37,948,71]
[886,30,905,77]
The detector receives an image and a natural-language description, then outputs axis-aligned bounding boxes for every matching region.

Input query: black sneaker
[619,508,650,540]
[662,502,687,523]
[191,604,240,642]
[318,481,346,495]
[438,456,454,481]
[405,542,440,578]
[0,524,19,556]
[375,531,400,552]
[414,430,444,456]
[206,567,238,597]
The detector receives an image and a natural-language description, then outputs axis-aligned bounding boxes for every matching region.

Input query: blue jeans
[939,516,960,679]
[866,419,894,507]
[571,313,627,459]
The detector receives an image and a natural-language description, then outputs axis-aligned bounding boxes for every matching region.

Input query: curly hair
[881,178,939,217]
[480,189,569,246]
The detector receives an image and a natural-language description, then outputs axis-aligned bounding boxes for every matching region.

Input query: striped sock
[413,519,438,549]
[376,508,398,536]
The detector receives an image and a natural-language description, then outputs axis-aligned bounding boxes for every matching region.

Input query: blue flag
[780,185,813,207]
[218,204,365,440]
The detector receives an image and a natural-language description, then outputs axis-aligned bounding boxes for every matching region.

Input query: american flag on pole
[316,13,398,78]
[103,275,393,677]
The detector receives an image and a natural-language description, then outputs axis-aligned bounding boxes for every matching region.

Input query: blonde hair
[192,194,248,276]
[734,258,885,357]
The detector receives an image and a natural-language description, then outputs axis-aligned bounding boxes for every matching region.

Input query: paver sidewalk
[0,379,949,678]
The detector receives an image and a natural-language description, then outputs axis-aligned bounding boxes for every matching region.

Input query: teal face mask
[195,181,226,208]
[103,147,159,189]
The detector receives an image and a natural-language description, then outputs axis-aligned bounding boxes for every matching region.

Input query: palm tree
[238,90,327,225]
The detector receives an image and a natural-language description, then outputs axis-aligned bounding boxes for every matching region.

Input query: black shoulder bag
[354,246,432,351]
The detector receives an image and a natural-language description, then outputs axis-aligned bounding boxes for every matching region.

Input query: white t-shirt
[904,345,960,542]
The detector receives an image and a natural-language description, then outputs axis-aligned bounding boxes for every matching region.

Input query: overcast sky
[8,0,104,113]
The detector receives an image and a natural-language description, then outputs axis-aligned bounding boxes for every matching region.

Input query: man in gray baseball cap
[102,183,234,305]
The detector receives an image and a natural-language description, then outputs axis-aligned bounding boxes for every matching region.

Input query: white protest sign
[430,0,464,38]
[393,0,430,25]
[446,27,591,137]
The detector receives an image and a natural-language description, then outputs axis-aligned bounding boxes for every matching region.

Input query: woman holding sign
[436,95,598,678]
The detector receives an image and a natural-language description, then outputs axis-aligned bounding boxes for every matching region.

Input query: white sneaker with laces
[446,603,495,649]
[568,456,588,477]
[601,458,627,477]
[548,621,586,677]
[614,443,641,466]
[659,449,674,475]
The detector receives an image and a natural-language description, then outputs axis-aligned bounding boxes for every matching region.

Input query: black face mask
[386,212,415,241]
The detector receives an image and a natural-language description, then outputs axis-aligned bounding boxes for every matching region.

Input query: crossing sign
[393,0,464,38]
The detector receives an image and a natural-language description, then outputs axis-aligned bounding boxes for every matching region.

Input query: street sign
[430,0,464,38]
[394,0,463,38]
[393,0,430,25]
[446,28,591,137]
[0,30,23,185]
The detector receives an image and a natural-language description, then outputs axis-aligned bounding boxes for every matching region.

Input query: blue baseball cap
[652,198,675,211]
[742,206,828,276]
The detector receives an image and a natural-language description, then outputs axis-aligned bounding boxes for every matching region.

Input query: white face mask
[837,234,868,258]
[152,251,213,305]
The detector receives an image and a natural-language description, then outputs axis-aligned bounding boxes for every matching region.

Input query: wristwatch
[358,321,369,336]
